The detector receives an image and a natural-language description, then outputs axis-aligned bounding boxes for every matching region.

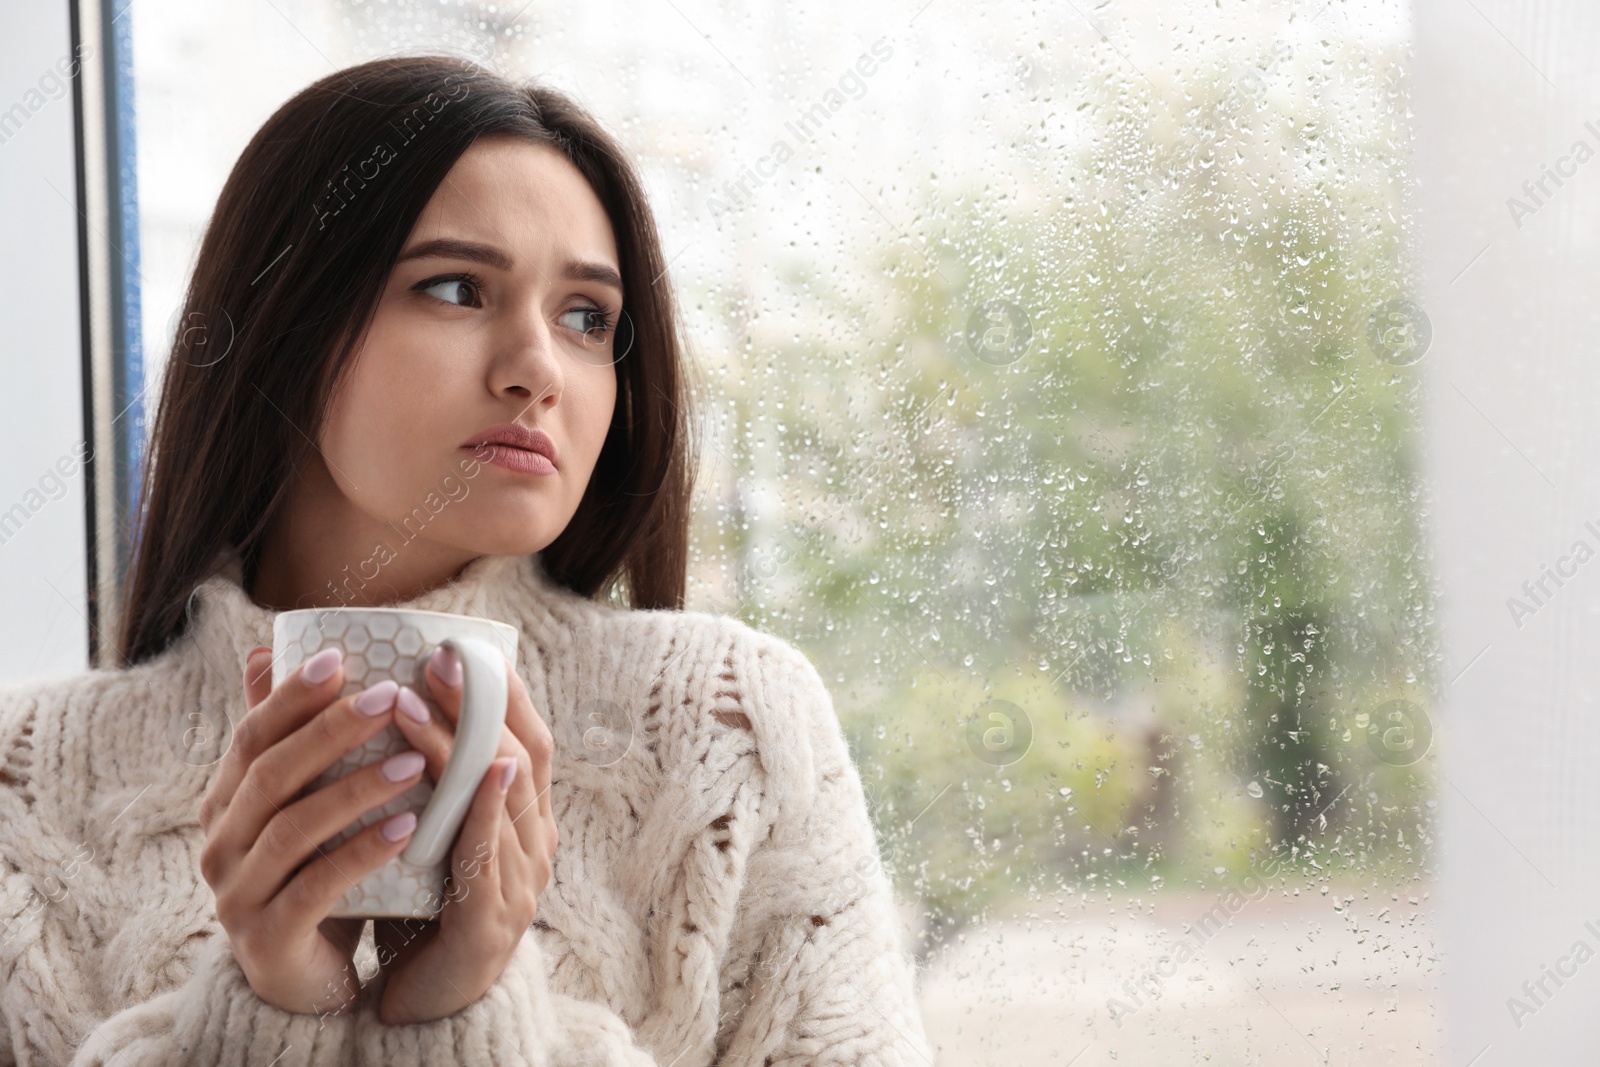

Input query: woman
[0,56,930,1066]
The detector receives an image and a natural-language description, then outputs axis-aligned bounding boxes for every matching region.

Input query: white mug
[271,607,518,918]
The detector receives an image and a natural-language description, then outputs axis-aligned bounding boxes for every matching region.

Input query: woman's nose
[490,307,562,403]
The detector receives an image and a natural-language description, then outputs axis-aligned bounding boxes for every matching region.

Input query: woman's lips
[466,443,556,476]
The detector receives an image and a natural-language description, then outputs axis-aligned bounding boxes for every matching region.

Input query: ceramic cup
[271,607,519,918]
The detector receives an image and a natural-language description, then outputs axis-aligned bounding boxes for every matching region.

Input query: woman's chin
[451,528,555,559]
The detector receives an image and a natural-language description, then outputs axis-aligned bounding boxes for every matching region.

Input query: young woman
[0,56,930,1065]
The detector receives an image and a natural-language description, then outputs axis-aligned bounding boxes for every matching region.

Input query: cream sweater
[0,549,931,1066]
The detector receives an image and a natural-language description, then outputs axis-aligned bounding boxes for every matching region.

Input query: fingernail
[355,679,399,715]
[302,647,343,684]
[245,648,273,680]
[497,758,517,792]
[396,685,430,724]
[380,811,418,841]
[381,750,426,782]
[428,645,463,688]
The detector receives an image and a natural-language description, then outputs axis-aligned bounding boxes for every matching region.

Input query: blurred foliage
[685,27,1435,944]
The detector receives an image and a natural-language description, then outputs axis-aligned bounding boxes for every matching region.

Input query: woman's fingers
[410,663,544,855]
[244,646,275,710]
[447,757,518,920]
[478,665,543,849]
[259,807,420,944]
[202,647,347,832]
[391,684,455,783]
[226,747,428,912]
[203,680,402,872]
[424,645,464,724]
[209,645,274,835]
[502,660,554,821]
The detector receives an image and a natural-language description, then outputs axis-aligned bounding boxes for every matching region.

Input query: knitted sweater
[0,549,931,1066]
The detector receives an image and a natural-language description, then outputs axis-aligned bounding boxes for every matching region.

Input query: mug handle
[401,635,509,869]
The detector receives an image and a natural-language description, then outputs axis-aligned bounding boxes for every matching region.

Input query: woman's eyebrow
[396,238,622,297]
[563,260,624,297]
[396,237,514,270]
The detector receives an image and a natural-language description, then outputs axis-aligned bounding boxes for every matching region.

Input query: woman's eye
[559,306,614,337]
[419,278,481,307]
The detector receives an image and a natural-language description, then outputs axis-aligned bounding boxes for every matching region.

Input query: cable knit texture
[0,549,931,1065]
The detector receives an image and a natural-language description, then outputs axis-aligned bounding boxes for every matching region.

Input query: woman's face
[314,135,621,570]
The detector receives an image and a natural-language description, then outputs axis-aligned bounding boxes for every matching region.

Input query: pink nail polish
[381,750,425,782]
[498,759,517,792]
[302,647,342,684]
[381,811,418,842]
[354,680,399,715]
[428,645,463,688]
[396,685,430,724]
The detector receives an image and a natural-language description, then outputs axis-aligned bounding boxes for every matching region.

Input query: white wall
[1417,1,1600,1060]
[0,3,92,682]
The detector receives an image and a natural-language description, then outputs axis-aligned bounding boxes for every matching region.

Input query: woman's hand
[372,646,559,1025]
[199,645,426,1015]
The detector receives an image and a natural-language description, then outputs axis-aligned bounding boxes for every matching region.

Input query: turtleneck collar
[180,544,569,687]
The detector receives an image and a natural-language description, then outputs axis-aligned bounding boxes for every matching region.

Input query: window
[123,1,1452,1060]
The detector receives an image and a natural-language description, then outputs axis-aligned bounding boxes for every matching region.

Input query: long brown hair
[116,55,698,667]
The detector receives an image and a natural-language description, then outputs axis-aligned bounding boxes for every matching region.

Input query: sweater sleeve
[346,929,658,1066]
[65,932,352,1066]
[70,926,660,1067]
[715,635,933,1066]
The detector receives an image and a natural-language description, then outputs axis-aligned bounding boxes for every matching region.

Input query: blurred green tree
[687,39,1436,933]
